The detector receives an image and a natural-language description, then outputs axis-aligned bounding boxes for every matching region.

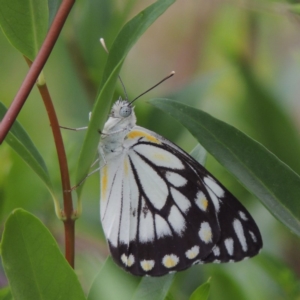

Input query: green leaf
[149,98,300,236]
[189,278,211,300]
[144,71,222,143]
[131,274,174,300]
[236,60,300,174]
[87,257,140,300]
[48,0,61,27]
[1,209,86,300]
[190,144,207,166]
[255,253,300,299]
[0,102,55,199]
[208,268,248,300]
[75,0,175,197]
[0,287,13,300]
[0,0,48,60]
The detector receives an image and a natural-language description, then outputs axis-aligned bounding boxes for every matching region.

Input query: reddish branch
[0,0,75,143]
[3,0,77,268]
[36,82,75,268]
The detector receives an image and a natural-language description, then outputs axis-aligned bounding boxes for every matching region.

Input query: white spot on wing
[134,144,184,169]
[239,211,248,221]
[212,246,220,256]
[168,205,186,235]
[155,214,172,238]
[199,222,213,243]
[121,254,135,267]
[162,254,179,268]
[185,246,200,259]
[130,151,168,210]
[204,176,224,198]
[249,231,257,243]
[224,238,234,256]
[140,260,155,271]
[171,188,191,213]
[233,219,248,252]
[165,171,187,187]
[139,198,155,243]
[195,191,208,211]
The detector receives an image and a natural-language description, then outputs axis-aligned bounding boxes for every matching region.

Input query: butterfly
[98,89,262,277]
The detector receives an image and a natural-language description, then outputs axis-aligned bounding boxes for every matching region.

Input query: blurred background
[1,0,300,299]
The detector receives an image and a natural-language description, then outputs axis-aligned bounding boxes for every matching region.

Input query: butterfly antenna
[129,71,175,105]
[100,38,129,100]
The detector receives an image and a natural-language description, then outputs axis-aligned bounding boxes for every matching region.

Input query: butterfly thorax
[99,98,137,155]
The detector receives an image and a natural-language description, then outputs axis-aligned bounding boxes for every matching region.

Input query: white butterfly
[98,96,262,277]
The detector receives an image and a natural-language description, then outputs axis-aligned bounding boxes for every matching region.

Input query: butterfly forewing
[100,126,262,276]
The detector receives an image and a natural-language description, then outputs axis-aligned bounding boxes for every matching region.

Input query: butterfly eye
[119,106,132,118]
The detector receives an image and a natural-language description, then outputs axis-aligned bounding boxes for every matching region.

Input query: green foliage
[149,98,300,236]
[1,0,300,299]
[0,287,13,300]
[87,257,140,300]
[1,209,86,300]
[131,274,174,300]
[0,0,48,60]
[0,102,55,198]
[189,278,210,300]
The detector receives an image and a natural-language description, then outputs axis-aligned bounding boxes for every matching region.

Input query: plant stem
[0,0,75,143]
[32,70,75,268]
[36,78,75,268]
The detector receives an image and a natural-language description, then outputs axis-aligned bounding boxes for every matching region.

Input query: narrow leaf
[149,98,300,236]
[75,0,175,196]
[0,287,13,300]
[87,257,140,300]
[131,274,174,300]
[190,144,207,166]
[189,278,211,300]
[1,209,86,300]
[237,60,300,174]
[0,102,55,199]
[48,0,61,27]
[0,0,48,60]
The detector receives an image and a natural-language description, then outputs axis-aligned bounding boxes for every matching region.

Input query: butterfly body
[99,98,262,276]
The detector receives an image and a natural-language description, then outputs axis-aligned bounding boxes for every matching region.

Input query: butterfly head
[110,97,135,119]
[102,97,137,135]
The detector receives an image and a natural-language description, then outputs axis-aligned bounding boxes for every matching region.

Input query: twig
[24,56,75,268]
[0,0,76,143]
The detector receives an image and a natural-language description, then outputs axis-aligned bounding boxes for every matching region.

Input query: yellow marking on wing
[124,158,129,176]
[141,260,154,271]
[202,228,212,243]
[153,153,168,161]
[163,255,179,268]
[101,165,108,201]
[127,130,160,144]
[202,198,208,210]
[185,246,199,259]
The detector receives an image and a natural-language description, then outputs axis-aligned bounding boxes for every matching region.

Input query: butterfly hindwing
[100,126,262,276]
[161,135,262,264]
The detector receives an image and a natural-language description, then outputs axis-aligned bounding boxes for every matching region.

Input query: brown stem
[39,83,75,267]
[0,0,75,143]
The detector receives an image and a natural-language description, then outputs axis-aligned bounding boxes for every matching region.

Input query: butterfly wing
[100,126,262,276]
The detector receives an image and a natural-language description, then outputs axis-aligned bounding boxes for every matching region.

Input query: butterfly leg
[69,146,108,191]
[60,125,88,131]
